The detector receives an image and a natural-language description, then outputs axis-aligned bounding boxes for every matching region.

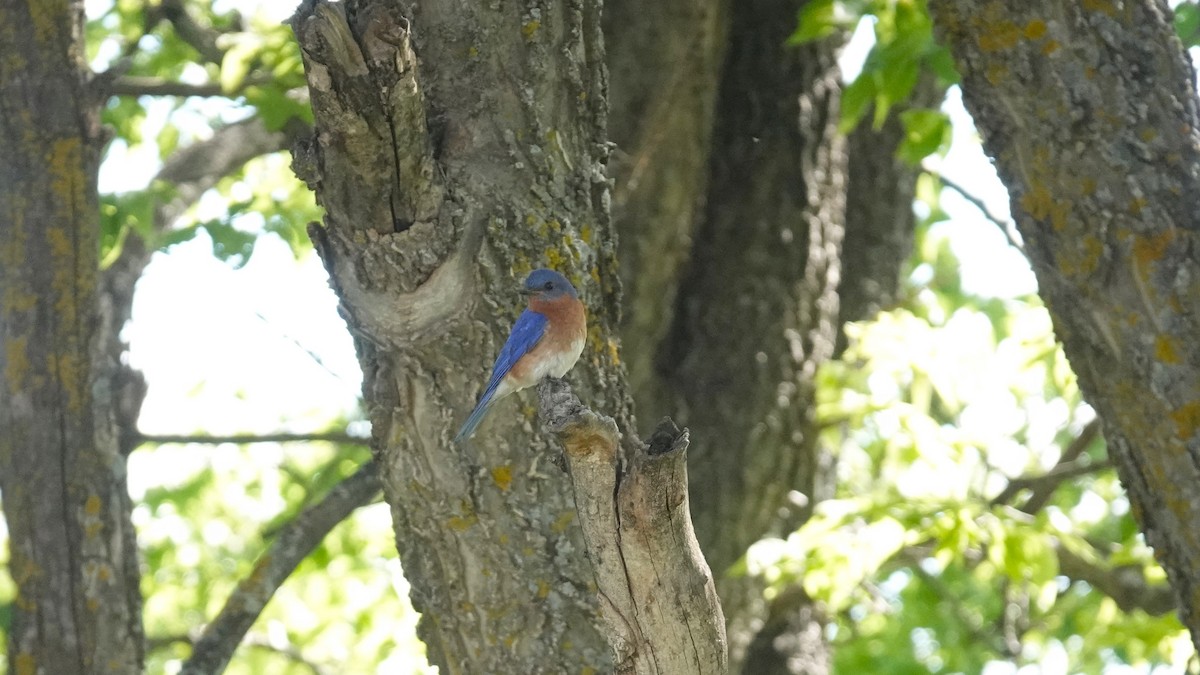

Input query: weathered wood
[929,0,1200,647]
[537,378,727,674]
[0,0,143,672]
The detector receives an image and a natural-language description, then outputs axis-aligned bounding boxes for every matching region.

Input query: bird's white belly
[531,337,586,380]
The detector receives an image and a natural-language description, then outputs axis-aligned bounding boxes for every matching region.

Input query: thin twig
[137,431,369,446]
[252,310,353,385]
[1055,543,1176,616]
[990,418,1102,511]
[178,461,382,675]
[148,633,332,675]
[935,172,1025,252]
[107,75,275,98]
[158,0,230,65]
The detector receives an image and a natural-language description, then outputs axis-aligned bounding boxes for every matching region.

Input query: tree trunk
[930,0,1200,648]
[0,0,144,673]
[604,0,934,670]
[604,0,728,415]
[290,0,653,670]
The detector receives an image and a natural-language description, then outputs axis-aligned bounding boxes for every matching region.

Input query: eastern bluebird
[455,269,588,442]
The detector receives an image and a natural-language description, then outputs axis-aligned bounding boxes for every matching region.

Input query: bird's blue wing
[455,310,548,441]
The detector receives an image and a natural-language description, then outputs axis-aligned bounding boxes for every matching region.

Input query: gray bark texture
[289,0,729,671]
[0,0,144,673]
[929,0,1200,648]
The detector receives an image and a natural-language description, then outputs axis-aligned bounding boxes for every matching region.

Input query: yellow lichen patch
[977,21,1020,52]
[512,256,533,280]
[498,533,509,545]
[1024,20,1046,39]
[521,20,540,41]
[491,465,513,491]
[579,224,593,245]
[1041,39,1060,55]
[1169,401,1200,439]
[26,0,59,46]
[84,494,102,515]
[1139,127,1159,143]
[1129,197,1147,215]
[1156,335,1180,364]
[5,336,29,393]
[467,46,479,58]
[1079,177,1097,196]
[448,502,478,531]
[550,511,575,533]
[1132,230,1175,269]
[606,338,621,366]
[15,653,35,675]
[544,247,566,270]
[1063,235,1103,276]
[448,514,476,531]
[984,63,1008,85]
[47,138,85,214]
[1020,185,1054,219]
[1082,0,1117,16]
[537,579,550,599]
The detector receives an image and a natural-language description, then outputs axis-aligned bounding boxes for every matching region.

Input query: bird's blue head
[522,268,578,300]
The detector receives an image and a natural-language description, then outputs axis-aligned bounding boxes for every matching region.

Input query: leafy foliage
[90,0,314,267]
[747,206,1192,671]
[792,0,958,163]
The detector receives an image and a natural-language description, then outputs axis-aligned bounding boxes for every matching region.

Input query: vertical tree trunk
[291,0,633,670]
[604,0,728,414]
[0,1,144,673]
[662,0,845,594]
[604,0,932,670]
[930,0,1200,647]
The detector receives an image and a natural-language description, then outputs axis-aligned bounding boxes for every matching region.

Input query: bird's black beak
[517,287,535,296]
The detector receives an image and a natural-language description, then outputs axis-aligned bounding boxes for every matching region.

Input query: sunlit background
[0,0,1194,673]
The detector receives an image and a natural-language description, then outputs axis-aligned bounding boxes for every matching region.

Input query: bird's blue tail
[455,395,495,443]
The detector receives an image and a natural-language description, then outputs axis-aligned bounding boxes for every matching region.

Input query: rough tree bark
[0,0,143,673]
[604,0,932,671]
[288,0,727,671]
[930,0,1200,649]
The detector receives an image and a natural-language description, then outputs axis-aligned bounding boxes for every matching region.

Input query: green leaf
[897,108,951,164]
[201,217,258,268]
[838,74,876,133]
[789,0,839,45]
[1175,2,1200,48]
[219,36,260,93]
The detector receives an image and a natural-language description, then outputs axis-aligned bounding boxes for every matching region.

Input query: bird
[455,269,587,442]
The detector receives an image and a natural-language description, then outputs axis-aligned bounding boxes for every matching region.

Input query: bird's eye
[544,281,554,290]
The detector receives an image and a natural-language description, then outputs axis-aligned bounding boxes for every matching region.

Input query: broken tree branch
[536,378,728,675]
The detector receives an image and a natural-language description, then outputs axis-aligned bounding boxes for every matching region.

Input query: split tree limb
[178,460,381,675]
[537,378,728,675]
